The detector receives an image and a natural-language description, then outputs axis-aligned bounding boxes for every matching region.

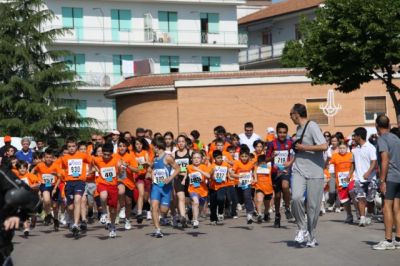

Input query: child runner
[92,143,121,238]
[229,147,256,224]
[147,137,180,238]
[186,151,210,228]
[330,141,354,223]
[253,155,273,224]
[33,149,62,231]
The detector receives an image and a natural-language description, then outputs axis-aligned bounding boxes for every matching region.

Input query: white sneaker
[359,216,366,227]
[124,220,132,230]
[60,213,66,226]
[146,211,152,220]
[217,214,224,222]
[237,204,243,211]
[192,220,199,229]
[365,217,372,225]
[393,240,400,249]
[327,206,334,212]
[372,240,395,250]
[335,208,341,213]
[233,215,239,219]
[294,230,308,243]
[109,230,116,238]
[100,214,107,224]
[119,207,126,219]
[306,237,318,248]
[115,216,120,225]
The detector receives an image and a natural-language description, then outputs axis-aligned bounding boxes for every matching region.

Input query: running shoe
[372,240,395,250]
[136,213,144,224]
[119,207,126,219]
[44,214,53,226]
[233,215,239,219]
[285,208,295,222]
[246,213,253,224]
[53,219,60,232]
[344,215,353,224]
[109,229,117,238]
[153,229,163,238]
[80,220,88,231]
[71,224,80,238]
[172,215,179,228]
[294,230,308,243]
[124,220,132,230]
[393,240,400,249]
[217,214,224,222]
[274,215,281,228]
[192,220,199,229]
[237,204,243,211]
[263,213,271,222]
[146,211,152,221]
[100,214,107,225]
[359,216,366,227]
[334,208,341,213]
[23,229,29,237]
[365,217,372,225]
[327,206,334,212]
[181,217,188,228]
[306,238,318,248]
[210,221,217,226]
[160,217,170,226]
[257,215,263,224]
[106,221,111,230]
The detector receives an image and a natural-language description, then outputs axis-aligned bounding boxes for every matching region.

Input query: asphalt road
[13,211,399,266]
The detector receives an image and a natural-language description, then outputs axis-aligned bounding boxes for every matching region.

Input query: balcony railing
[74,72,128,87]
[47,26,247,47]
[238,42,286,65]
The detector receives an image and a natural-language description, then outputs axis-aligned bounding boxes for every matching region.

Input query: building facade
[106,69,396,144]
[238,0,321,69]
[44,0,246,132]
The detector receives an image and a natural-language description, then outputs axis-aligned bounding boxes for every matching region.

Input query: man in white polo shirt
[349,127,377,227]
[238,122,260,153]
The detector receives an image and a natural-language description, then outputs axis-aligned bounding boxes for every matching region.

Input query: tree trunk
[386,85,400,127]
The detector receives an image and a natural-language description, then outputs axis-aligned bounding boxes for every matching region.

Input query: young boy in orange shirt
[253,155,273,224]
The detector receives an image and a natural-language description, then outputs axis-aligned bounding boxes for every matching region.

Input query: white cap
[267,127,274,133]
[111,130,120,135]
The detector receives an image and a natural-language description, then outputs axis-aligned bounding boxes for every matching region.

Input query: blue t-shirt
[16,149,34,164]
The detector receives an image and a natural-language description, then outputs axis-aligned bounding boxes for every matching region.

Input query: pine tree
[0,0,96,139]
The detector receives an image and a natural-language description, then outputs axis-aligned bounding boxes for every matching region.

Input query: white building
[44,0,247,132]
[237,0,270,19]
[238,0,321,69]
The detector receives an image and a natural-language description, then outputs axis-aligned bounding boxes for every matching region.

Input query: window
[160,56,179,73]
[112,55,134,75]
[64,54,85,74]
[63,99,87,118]
[365,96,386,121]
[158,11,178,43]
[306,99,328,125]
[262,30,272,45]
[295,24,301,40]
[111,9,131,32]
[202,56,220,72]
[61,7,83,40]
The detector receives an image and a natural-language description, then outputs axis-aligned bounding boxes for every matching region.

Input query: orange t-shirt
[209,162,230,190]
[232,160,254,186]
[331,152,353,189]
[187,164,209,198]
[15,172,39,187]
[93,156,119,186]
[134,150,149,176]
[115,152,137,190]
[61,152,91,182]
[34,162,61,186]
[208,141,230,158]
[254,164,273,195]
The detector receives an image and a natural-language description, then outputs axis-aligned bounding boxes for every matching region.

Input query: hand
[283,161,291,168]
[4,217,20,231]
[51,189,57,197]
[295,143,306,152]
[380,182,386,194]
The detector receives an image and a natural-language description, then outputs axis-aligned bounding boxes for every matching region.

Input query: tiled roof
[108,68,307,92]
[239,0,322,25]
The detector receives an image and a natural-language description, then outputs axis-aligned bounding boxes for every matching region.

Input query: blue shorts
[190,193,207,206]
[39,184,59,202]
[150,183,172,207]
[65,181,86,205]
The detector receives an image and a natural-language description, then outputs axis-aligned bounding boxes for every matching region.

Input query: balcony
[48,26,247,48]
[104,0,245,4]
[74,72,128,89]
[239,42,285,66]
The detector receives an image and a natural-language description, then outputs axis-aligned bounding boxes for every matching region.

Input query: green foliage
[0,0,97,139]
[284,0,400,114]
[281,40,306,68]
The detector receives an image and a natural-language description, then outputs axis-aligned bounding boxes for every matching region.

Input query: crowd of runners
[0,104,399,250]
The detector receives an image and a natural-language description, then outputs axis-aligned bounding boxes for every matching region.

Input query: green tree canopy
[283,0,400,116]
[0,0,96,139]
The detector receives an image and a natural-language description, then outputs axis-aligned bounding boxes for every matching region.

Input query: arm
[192,166,210,178]
[296,143,328,152]
[363,160,377,181]
[379,151,389,193]
[165,156,180,184]
[229,168,240,179]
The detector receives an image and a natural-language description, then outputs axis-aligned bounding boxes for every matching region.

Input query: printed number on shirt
[256,166,270,175]
[101,167,116,180]
[42,174,55,185]
[274,151,289,165]
[136,157,145,165]
[68,159,83,177]
[189,172,202,184]
[153,169,168,184]
[214,166,228,181]
[338,172,349,187]
[239,172,252,186]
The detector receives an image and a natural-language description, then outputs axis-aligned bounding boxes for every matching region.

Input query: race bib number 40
[153,169,168,184]
[214,166,228,183]
[101,167,116,182]
[274,151,289,165]
[239,172,252,187]
[68,159,83,177]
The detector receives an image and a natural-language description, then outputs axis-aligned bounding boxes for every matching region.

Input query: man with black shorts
[266,122,295,227]
[373,115,400,250]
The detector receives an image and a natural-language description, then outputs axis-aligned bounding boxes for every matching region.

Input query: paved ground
[13,211,399,266]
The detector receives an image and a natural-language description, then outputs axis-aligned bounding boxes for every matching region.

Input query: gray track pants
[291,172,324,239]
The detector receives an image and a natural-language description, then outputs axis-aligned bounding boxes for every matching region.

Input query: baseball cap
[111,130,120,135]
[267,127,275,133]
[4,135,11,142]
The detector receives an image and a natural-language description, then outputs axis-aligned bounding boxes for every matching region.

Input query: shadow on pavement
[228,226,254,230]
[95,235,122,240]
[186,231,207,237]
[135,224,150,229]
[271,240,307,249]
[362,241,377,248]
[261,225,290,229]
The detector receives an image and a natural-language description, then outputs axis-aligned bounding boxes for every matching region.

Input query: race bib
[338,171,349,187]
[175,158,189,172]
[214,166,228,183]
[256,166,270,175]
[136,156,145,165]
[119,166,127,180]
[274,150,289,165]
[239,172,252,188]
[101,167,116,182]
[153,168,168,184]
[42,174,55,187]
[68,159,83,177]
[189,172,202,187]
